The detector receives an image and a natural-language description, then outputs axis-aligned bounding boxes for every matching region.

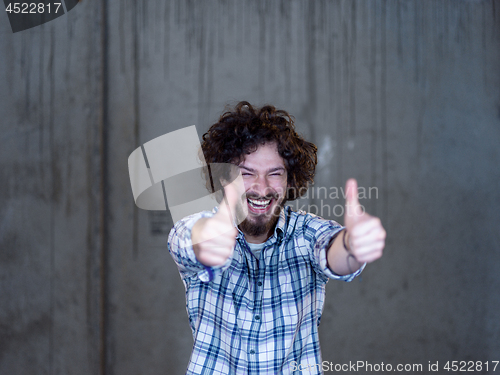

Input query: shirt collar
[274,206,288,241]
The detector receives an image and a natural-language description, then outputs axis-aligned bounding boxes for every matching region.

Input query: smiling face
[237,142,288,243]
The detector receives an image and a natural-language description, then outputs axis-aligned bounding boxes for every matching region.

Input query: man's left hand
[344,178,386,264]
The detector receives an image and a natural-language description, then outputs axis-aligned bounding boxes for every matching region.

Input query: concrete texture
[1,1,499,374]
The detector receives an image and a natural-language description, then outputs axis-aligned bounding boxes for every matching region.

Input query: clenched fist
[344,178,385,264]
[192,177,244,267]
[327,178,386,275]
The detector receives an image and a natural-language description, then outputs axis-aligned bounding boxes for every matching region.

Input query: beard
[238,199,284,238]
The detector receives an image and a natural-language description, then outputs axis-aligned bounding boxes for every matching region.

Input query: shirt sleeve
[303,213,365,282]
[167,210,233,284]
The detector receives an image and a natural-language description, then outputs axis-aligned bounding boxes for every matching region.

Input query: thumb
[217,174,246,225]
[345,178,363,227]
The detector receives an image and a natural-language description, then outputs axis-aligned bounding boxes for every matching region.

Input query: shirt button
[255,315,260,320]
[258,281,262,286]
[249,350,255,354]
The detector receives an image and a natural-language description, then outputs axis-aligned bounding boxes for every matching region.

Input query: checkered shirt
[167,206,364,375]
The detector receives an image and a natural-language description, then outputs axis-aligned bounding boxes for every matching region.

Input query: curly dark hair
[200,101,317,201]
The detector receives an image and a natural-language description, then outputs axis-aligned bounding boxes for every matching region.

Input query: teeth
[248,198,271,207]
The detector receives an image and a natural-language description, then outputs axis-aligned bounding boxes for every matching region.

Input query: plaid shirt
[168,206,364,375]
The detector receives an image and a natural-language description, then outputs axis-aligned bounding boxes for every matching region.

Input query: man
[168,102,385,374]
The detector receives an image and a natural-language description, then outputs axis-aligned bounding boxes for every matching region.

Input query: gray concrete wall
[1,1,499,374]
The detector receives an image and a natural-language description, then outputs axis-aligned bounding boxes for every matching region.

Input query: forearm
[327,229,363,276]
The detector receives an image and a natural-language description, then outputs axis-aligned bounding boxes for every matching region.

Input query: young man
[168,102,385,374]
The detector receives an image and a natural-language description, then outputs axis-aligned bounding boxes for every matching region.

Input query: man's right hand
[192,180,241,267]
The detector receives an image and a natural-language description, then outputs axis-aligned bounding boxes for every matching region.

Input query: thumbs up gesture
[344,179,385,264]
[192,176,244,267]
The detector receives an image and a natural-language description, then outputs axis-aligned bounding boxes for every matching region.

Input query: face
[237,142,288,242]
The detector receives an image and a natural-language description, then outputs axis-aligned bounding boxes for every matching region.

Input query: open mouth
[247,197,273,213]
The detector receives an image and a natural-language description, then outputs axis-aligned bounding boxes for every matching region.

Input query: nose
[249,175,273,197]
